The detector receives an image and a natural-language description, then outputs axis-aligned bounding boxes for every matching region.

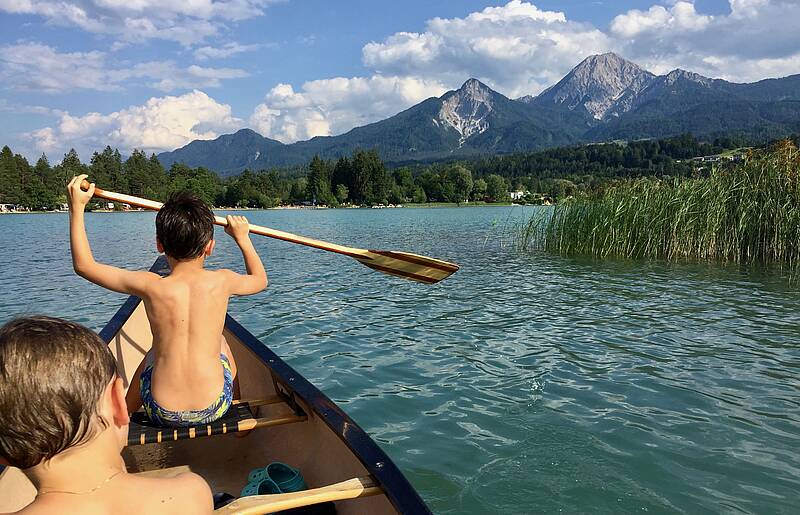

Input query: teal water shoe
[240,477,281,497]
[266,462,307,493]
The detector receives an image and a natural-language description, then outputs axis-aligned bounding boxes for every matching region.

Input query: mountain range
[158,53,800,176]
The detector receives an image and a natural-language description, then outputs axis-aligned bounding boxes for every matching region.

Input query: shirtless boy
[67,175,268,426]
[0,316,213,514]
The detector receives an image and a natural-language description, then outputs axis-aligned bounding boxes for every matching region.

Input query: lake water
[1,207,799,514]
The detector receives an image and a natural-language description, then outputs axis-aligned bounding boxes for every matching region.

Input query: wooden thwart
[215,476,382,515]
[80,180,459,284]
[128,400,306,446]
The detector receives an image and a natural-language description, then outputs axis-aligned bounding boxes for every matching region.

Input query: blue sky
[1,0,797,161]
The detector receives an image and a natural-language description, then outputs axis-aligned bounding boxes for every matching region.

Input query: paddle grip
[80,179,164,211]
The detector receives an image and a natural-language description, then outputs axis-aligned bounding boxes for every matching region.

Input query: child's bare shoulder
[211,268,244,283]
[132,471,212,513]
[11,496,62,514]
[13,472,212,515]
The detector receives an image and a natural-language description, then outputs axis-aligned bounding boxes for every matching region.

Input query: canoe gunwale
[98,256,431,515]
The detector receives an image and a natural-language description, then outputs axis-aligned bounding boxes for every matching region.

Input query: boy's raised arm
[67,175,156,296]
[224,215,268,295]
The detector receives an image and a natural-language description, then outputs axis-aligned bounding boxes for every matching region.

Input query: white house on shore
[510,190,526,201]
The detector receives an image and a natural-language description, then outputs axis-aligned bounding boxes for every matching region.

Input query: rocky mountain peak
[664,68,713,87]
[536,52,655,119]
[235,128,258,135]
[577,52,623,69]
[437,78,496,146]
[567,52,649,84]
[459,78,493,97]
[158,53,800,175]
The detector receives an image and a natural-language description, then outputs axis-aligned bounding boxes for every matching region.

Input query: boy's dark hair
[155,191,215,260]
[0,316,117,469]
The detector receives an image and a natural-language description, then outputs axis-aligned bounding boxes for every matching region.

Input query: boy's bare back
[142,267,245,410]
[67,176,267,416]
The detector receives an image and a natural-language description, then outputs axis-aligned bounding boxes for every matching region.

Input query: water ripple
[2,208,799,514]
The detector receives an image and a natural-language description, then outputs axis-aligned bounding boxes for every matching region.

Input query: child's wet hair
[0,316,117,469]
[156,191,215,260]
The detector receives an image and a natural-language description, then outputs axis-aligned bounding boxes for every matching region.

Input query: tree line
[304,149,511,205]
[0,145,514,210]
[2,133,776,211]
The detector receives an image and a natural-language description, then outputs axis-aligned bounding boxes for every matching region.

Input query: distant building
[510,190,526,201]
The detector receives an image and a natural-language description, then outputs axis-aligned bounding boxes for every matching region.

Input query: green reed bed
[519,141,800,271]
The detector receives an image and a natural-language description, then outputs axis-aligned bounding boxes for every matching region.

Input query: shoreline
[2,202,518,215]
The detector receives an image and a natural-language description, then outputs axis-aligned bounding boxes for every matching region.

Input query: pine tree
[305,155,334,205]
[0,146,21,204]
[365,149,387,205]
[23,154,58,209]
[90,146,126,192]
[61,149,87,179]
[147,154,168,200]
[331,156,353,193]
[124,149,149,197]
[37,154,62,195]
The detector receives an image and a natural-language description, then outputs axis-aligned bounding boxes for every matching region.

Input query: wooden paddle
[213,476,382,514]
[80,180,459,284]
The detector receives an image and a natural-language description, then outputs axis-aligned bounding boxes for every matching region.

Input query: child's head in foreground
[0,316,123,469]
[156,191,215,260]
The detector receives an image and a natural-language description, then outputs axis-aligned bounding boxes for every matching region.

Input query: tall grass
[519,140,800,271]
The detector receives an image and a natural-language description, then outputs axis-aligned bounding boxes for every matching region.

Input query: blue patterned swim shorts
[140,354,233,427]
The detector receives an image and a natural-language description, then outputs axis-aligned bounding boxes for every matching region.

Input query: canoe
[0,257,431,514]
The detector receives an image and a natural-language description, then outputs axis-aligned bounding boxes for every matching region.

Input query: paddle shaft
[81,181,366,258]
[79,180,460,283]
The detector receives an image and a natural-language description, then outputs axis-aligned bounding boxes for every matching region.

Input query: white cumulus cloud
[26,90,243,157]
[193,42,263,60]
[611,0,800,80]
[362,0,613,98]
[0,0,280,46]
[610,1,712,39]
[249,75,447,143]
[143,63,249,91]
[0,42,248,93]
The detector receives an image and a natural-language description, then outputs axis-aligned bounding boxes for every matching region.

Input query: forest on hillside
[2,134,782,211]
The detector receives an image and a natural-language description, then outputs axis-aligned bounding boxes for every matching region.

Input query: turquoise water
[1,207,799,514]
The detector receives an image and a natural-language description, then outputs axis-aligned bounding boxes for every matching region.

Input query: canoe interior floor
[123,403,395,514]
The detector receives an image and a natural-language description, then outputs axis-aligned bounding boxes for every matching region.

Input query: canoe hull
[0,257,430,514]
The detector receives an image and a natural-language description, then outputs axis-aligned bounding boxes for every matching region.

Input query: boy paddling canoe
[67,175,268,426]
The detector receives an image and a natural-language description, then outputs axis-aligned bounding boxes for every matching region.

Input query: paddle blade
[355,250,459,284]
